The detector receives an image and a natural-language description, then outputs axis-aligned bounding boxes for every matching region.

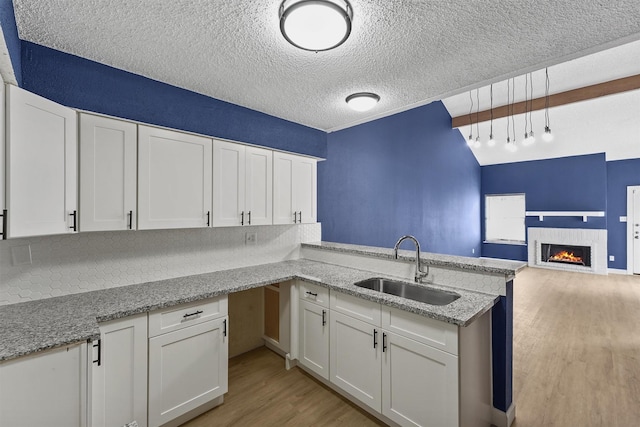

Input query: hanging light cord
[506,79,511,141]
[545,68,551,128]
[490,84,493,138]
[475,88,480,140]
[529,73,533,132]
[511,78,516,142]
[524,74,529,135]
[468,91,474,139]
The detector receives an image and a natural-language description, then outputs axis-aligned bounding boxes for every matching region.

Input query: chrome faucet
[393,235,429,283]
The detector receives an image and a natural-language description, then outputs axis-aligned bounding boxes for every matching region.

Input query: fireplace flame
[549,251,583,263]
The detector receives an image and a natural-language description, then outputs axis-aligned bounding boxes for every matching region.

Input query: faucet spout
[393,235,429,283]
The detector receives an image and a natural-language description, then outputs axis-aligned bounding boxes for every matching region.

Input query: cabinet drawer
[382,306,458,355]
[149,296,228,337]
[330,291,381,326]
[299,282,329,307]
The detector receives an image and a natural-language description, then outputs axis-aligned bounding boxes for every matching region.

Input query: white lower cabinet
[148,298,229,427]
[298,299,329,379]
[329,310,382,410]
[91,314,148,427]
[382,331,458,427]
[0,342,88,427]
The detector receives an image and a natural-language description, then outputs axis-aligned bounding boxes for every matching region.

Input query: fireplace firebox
[541,243,592,267]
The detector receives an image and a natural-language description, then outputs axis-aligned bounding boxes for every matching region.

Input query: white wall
[0,224,321,305]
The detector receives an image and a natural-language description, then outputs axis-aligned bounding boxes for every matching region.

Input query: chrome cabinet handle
[306,291,318,297]
[128,210,133,229]
[382,332,387,352]
[248,211,251,225]
[322,309,326,326]
[241,211,245,225]
[223,319,227,337]
[293,211,297,223]
[206,211,210,227]
[298,211,302,223]
[183,310,203,319]
[373,329,378,348]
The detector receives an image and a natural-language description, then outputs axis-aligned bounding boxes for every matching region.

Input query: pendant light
[542,67,554,142]
[527,72,536,144]
[505,78,517,152]
[487,84,496,147]
[279,0,353,52]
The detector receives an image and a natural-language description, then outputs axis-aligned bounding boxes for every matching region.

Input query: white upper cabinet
[212,140,272,227]
[273,152,317,225]
[138,125,212,230]
[5,85,78,238]
[79,114,137,232]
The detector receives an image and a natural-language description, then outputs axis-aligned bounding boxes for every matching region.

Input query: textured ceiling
[11,0,640,133]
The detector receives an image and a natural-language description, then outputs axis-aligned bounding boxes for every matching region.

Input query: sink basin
[354,278,460,306]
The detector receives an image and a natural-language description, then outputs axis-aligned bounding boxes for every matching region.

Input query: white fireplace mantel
[525,211,605,222]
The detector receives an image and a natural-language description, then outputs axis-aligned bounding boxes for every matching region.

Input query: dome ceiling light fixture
[346,92,380,112]
[279,0,353,52]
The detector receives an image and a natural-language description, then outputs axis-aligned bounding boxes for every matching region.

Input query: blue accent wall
[0,0,21,85]
[318,101,481,256]
[481,153,608,261]
[606,158,640,270]
[20,41,326,158]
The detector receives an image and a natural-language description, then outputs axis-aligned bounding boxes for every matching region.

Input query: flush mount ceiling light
[279,0,353,52]
[346,92,380,112]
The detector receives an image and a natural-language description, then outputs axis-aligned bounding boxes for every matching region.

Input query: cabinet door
[138,125,212,230]
[80,114,137,232]
[1,83,5,239]
[273,152,295,225]
[91,314,148,427]
[299,300,329,379]
[212,140,245,227]
[330,311,381,411]
[6,85,77,238]
[148,317,228,427]
[382,332,459,427]
[245,146,272,226]
[0,343,88,427]
[293,156,317,224]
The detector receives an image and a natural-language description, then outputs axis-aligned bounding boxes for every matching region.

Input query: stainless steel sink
[354,278,460,306]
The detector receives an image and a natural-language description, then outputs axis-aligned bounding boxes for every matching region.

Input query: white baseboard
[492,403,516,427]
[608,268,630,275]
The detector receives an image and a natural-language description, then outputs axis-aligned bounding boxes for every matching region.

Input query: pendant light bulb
[468,135,474,147]
[542,126,553,142]
[487,135,496,147]
[475,136,481,148]
[528,130,535,144]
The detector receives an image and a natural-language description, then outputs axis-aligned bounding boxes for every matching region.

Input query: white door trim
[627,186,640,275]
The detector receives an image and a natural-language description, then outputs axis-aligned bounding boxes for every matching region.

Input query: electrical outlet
[472,248,475,254]
[245,232,257,245]
[609,255,615,262]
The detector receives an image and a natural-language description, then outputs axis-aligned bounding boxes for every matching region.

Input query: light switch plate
[620,216,627,222]
[609,255,615,262]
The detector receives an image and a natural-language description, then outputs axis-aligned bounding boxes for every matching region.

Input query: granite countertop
[0,259,499,362]
[302,241,527,278]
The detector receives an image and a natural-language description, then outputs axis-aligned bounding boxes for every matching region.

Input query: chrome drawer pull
[183,310,203,319]
[306,291,318,297]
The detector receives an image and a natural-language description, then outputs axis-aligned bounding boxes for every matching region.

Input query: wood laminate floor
[184,267,640,427]
[512,268,640,427]
[182,346,385,427]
